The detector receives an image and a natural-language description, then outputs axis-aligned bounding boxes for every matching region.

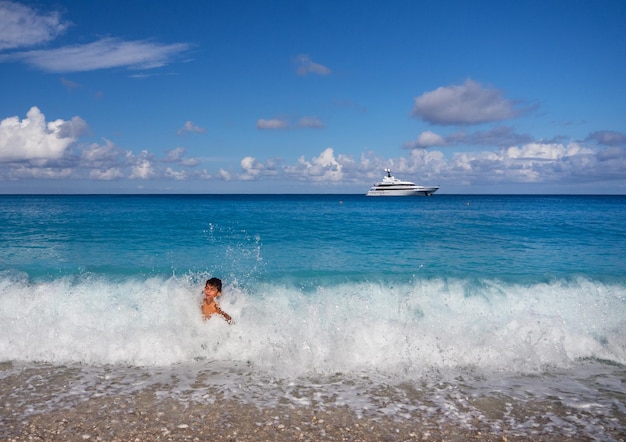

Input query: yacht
[366,169,439,197]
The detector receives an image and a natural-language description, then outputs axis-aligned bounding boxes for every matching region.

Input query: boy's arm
[216,305,232,324]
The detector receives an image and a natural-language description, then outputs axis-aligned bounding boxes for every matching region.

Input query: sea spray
[2,273,624,374]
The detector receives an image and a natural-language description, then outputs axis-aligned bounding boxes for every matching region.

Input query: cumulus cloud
[164,167,188,180]
[81,138,123,164]
[79,139,131,180]
[2,107,624,191]
[0,1,69,50]
[283,147,344,182]
[295,54,331,76]
[3,37,190,72]
[405,131,447,149]
[278,141,626,189]
[79,141,201,181]
[0,110,211,182]
[412,79,526,125]
[89,167,123,180]
[163,147,200,166]
[177,121,206,136]
[8,165,73,180]
[1,136,123,181]
[239,156,262,180]
[586,130,626,146]
[0,107,87,161]
[218,168,231,181]
[129,150,155,179]
[239,156,278,180]
[164,147,185,162]
[505,142,590,161]
[443,141,616,185]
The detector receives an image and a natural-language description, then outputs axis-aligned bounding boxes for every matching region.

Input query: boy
[201,277,232,323]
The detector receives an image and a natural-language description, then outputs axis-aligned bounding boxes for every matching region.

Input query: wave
[1,270,624,376]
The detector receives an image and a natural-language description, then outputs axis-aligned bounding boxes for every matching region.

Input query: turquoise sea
[1,194,625,439]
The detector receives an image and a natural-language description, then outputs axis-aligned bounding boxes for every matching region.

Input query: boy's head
[205,277,222,293]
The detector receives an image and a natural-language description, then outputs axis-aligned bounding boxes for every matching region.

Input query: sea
[1,194,625,439]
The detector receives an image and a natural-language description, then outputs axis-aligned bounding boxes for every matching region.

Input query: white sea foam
[0,271,624,376]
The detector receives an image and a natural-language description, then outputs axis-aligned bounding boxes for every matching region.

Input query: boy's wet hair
[205,277,222,292]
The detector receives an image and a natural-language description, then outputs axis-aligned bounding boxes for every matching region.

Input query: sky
[0,0,625,194]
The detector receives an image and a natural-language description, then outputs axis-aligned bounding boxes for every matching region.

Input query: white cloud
[239,156,278,180]
[164,147,186,162]
[284,147,344,182]
[164,167,188,180]
[163,147,200,166]
[240,156,261,180]
[0,115,213,182]
[9,165,73,179]
[0,2,189,74]
[412,79,524,125]
[0,1,69,50]
[256,118,289,130]
[4,38,190,73]
[89,168,123,180]
[218,168,231,181]
[445,141,604,185]
[278,141,625,189]
[177,121,206,136]
[78,139,142,182]
[503,142,587,161]
[0,107,86,161]
[295,54,331,76]
[405,130,446,149]
[2,112,624,190]
[180,157,200,167]
[129,150,155,179]
[81,138,123,164]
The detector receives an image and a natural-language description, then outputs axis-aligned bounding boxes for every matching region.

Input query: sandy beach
[2,392,571,442]
[3,362,619,442]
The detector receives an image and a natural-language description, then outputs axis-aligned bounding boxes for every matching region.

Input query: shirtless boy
[201,277,232,323]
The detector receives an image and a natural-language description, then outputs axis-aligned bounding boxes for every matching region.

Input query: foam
[0,271,624,377]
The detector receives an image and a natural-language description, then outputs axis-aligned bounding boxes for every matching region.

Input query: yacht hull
[366,169,439,196]
[366,186,439,197]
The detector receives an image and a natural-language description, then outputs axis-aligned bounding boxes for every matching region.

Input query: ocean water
[1,194,625,438]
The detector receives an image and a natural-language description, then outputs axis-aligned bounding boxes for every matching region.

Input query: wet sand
[1,362,622,441]
[2,389,604,442]
[4,398,453,441]
[1,396,524,441]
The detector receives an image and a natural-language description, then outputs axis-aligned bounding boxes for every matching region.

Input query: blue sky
[1,0,625,194]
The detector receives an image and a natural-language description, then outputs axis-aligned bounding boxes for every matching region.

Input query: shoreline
[2,393,549,442]
[2,362,624,441]
[3,382,616,442]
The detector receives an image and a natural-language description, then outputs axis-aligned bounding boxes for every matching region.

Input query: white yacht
[366,169,439,197]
